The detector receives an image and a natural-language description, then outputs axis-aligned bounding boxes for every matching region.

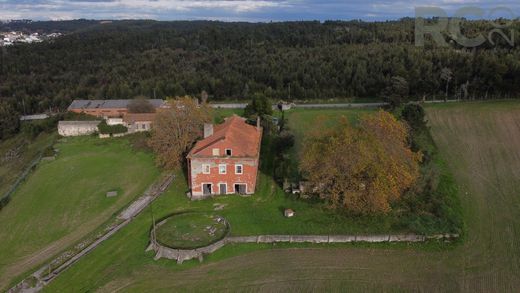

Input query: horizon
[0,1,518,22]
[1,16,519,24]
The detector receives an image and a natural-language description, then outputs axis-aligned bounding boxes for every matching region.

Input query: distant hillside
[0,19,519,117]
[0,19,101,34]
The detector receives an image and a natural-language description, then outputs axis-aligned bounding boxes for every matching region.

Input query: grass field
[0,132,57,197]
[38,101,520,292]
[155,213,228,249]
[0,136,160,291]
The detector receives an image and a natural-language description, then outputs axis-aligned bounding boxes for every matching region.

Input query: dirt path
[8,174,174,293]
[0,201,124,291]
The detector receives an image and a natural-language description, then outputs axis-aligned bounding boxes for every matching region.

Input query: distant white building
[58,121,101,137]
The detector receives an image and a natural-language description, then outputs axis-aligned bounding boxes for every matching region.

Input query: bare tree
[200,90,209,104]
[148,96,212,170]
[128,96,155,113]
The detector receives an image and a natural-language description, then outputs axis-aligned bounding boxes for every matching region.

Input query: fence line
[8,174,175,293]
[0,154,43,211]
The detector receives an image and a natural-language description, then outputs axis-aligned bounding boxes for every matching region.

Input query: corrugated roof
[68,99,165,110]
[188,115,262,158]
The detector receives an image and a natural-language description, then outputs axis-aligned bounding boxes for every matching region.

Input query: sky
[0,0,518,22]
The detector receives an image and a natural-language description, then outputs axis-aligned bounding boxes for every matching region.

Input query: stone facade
[58,121,101,137]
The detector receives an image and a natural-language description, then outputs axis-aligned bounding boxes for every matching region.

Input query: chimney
[256,116,261,130]
[204,123,213,138]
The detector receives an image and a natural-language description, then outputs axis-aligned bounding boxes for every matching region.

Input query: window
[225,149,232,156]
[212,148,220,156]
[202,164,210,174]
[235,164,243,174]
[219,164,227,174]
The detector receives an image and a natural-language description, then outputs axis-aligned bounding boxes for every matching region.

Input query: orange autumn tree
[300,110,422,215]
[149,96,212,170]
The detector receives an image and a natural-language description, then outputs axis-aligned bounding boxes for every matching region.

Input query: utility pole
[150,201,157,244]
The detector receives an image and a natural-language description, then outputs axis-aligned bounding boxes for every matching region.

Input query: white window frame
[202,164,210,174]
[212,148,220,156]
[225,148,232,156]
[219,164,227,174]
[235,164,243,174]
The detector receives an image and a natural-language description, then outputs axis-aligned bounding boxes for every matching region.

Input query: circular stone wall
[155,213,229,250]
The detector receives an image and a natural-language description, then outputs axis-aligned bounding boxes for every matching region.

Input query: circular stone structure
[154,213,229,250]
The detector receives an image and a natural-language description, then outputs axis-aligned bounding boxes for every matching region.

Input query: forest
[0,18,519,136]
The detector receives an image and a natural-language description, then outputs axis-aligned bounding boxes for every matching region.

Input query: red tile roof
[123,113,156,123]
[188,115,262,158]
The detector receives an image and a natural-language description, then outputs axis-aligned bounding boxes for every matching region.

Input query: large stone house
[187,115,262,199]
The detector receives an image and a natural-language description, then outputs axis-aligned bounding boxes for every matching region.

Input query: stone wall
[58,121,101,137]
[149,231,459,264]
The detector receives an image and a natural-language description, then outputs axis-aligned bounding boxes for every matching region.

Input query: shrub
[97,120,128,135]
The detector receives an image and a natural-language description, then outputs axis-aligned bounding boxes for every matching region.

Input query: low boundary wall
[148,229,459,263]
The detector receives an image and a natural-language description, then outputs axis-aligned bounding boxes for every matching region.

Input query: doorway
[234,184,246,195]
[203,184,212,195]
[219,183,227,195]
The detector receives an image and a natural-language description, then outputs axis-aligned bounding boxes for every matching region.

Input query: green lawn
[0,135,160,291]
[0,132,57,197]
[41,107,432,292]
[42,101,520,292]
[155,213,228,249]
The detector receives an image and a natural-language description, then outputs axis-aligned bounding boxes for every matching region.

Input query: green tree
[0,101,20,139]
[244,92,272,118]
[401,103,426,132]
[384,76,409,108]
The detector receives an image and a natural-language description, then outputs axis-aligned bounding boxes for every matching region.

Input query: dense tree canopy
[0,19,519,120]
[0,100,20,140]
[300,111,422,214]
